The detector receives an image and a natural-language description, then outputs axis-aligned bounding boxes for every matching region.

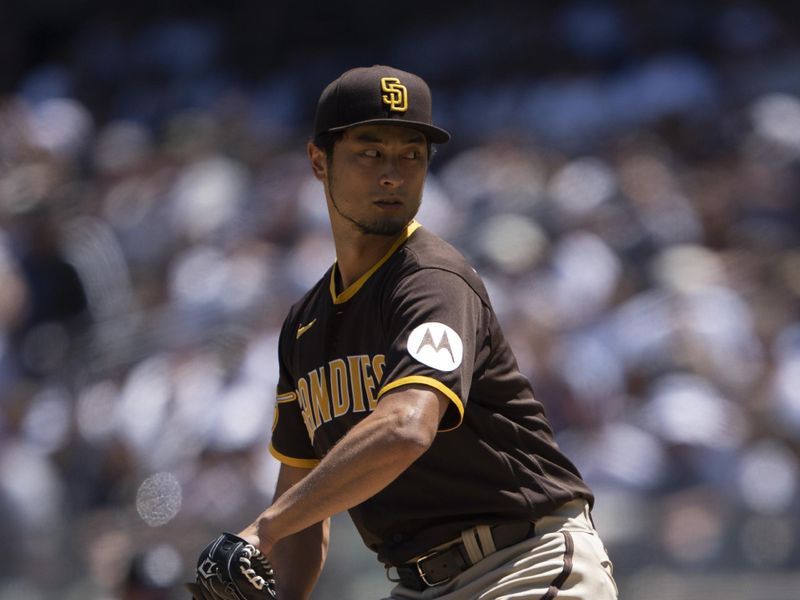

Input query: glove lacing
[238,544,272,590]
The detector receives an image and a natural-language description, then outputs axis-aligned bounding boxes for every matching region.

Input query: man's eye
[363,149,379,158]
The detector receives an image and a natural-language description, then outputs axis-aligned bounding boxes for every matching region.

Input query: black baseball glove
[186,532,277,600]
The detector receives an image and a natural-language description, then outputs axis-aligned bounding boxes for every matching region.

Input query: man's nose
[379,159,403,187]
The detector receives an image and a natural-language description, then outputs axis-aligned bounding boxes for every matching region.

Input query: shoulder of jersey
[403,228,488,296]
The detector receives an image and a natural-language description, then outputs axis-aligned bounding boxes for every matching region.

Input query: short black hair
[312,131,344,157]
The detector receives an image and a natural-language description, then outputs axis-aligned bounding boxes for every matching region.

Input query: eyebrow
[352,131,426,144]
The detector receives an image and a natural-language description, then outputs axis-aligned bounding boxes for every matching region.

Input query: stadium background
[1,1,800,598]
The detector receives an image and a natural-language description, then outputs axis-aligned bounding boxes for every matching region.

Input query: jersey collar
[329,220,421,305]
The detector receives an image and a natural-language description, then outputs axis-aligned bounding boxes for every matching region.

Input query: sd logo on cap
[313,65,450,144]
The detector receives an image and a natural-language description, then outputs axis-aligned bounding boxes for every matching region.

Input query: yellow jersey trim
[329,220,421,305]
[269,444,319,468]
[276,391,297,403]
[377,375,465,432]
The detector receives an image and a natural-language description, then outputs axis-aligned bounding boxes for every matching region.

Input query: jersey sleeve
[269,318,320,468]
[378,268,483,431]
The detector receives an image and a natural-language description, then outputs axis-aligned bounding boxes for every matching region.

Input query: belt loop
[476,525,496,555]
[460,528,484,564]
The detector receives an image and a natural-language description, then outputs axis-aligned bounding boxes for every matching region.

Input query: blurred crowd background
[2,1,800,598]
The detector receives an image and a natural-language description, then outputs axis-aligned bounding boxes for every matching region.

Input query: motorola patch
[407,322,463,372]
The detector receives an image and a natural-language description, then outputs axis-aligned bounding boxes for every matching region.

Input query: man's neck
[332,229,402,291]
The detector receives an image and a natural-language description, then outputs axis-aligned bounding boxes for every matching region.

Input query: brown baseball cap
[313,65,450,144]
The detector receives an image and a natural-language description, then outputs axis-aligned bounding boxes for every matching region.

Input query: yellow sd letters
[380,77,408,112]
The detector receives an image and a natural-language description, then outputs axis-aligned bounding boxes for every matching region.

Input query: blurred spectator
[9,207,89,379]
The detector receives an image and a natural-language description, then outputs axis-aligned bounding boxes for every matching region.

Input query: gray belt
[390,521,535,591]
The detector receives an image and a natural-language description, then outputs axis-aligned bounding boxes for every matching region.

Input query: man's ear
[308,141,328,181]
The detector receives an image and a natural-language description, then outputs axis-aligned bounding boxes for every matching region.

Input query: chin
[361,221,408,236]
[360,217,410,236]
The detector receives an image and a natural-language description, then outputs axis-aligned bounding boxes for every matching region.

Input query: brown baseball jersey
[269,221,593,565]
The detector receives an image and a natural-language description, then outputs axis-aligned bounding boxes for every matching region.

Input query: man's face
[313,124,429,236]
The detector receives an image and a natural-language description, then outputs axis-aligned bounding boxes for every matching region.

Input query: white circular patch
[136,472,182,527]
[407,322,463,372]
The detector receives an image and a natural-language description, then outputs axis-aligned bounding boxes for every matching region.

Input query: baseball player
[197,65,618,600]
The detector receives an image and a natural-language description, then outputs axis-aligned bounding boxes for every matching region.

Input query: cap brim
[327,118,450,144]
